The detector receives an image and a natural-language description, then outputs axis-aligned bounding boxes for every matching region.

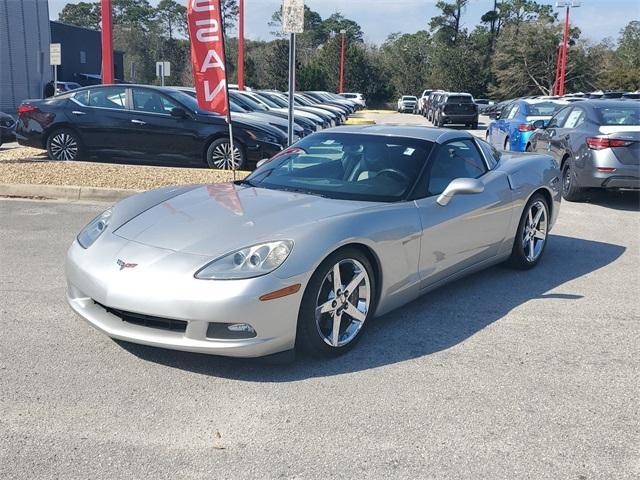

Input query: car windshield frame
[243,133,435,203]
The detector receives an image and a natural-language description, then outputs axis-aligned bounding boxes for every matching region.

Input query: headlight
[77,208,112,249]
[195,240,294,280]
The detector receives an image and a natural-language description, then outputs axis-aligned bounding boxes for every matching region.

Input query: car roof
[574,99,637,109]
[323,125,473,144]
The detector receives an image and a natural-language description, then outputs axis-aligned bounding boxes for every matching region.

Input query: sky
[48,0,638,45]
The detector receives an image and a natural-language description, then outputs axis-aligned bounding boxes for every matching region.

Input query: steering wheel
[376,168,411,183]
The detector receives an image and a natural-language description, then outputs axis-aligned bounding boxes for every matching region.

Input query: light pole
[339,29,346,94]
[238,0,245,90]
[555,1,580,96]
[100,0,114,84]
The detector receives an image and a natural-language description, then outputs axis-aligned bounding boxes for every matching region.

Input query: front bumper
[66,236,307,357]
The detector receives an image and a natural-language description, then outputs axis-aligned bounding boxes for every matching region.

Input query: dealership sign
[187,0,229,116]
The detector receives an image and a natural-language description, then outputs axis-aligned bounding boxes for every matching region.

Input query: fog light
[206,322,256,339]
[228,323,255,333]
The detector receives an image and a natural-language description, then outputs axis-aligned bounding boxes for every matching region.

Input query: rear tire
[508,193,550,270]
[46,128,84,161]
[471,122,478,130]
[504,137,511,151]
[561,160,585,202]
[206,138,245,170]
[296,247,376,358]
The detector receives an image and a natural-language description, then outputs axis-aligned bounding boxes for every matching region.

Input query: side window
[132,89,180,114]
[564,108,586,129]
[427,140,488,196]
[88,87,127,110]
[548,107,572,128]
[476,139,500,169]
[72,90,89,106]
[507,105,519,119]
[500,104,511,118]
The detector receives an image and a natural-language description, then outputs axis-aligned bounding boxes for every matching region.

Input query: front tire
[206,138,245,170]
[296,247,376,357]
[46,128,83,161]
[508,193,550,270]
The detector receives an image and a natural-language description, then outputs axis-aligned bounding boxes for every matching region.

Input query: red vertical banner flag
[187,0,229,117]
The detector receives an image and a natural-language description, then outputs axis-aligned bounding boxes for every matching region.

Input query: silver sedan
[66,126,561,359]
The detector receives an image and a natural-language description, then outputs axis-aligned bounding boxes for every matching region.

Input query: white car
[340,92,366,108]
[397,96,418,113]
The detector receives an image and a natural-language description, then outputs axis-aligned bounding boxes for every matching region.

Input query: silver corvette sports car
[66,126,561,358]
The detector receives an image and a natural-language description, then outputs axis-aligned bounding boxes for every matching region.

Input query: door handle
[131,119,146,125]
[71,111,86,115]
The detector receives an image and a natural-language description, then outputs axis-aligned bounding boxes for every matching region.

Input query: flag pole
[220,1,236,181]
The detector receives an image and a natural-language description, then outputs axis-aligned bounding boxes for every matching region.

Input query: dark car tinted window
[89,87,127,110]
[595,107,640,126]
[72,90,89,106]
[246,133,433,202]
[132,89,180,114]
[427,140,488,196]
[447,95,473,103]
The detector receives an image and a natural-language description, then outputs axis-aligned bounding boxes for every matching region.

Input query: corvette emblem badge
[116,259,138,271]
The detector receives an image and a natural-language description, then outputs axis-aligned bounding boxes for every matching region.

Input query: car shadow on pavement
[580,189,640,212]
[117,234,625,381]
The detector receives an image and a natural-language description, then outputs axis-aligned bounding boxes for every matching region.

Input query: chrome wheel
[209,141,241,170]
[49,132,79,160]
[315,258,370,348]
[522,200,548,262]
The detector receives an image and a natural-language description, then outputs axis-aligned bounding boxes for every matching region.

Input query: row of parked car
[10,86,361,170]
[484,95,639,201]
[399,90,480,128]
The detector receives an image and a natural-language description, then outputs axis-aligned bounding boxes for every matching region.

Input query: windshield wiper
[235,179,256,187]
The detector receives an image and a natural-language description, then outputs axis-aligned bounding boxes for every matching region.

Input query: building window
[80,51,86,64]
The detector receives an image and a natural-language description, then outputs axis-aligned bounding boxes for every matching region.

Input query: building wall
[0,0,52,113]
[50,21,125,85]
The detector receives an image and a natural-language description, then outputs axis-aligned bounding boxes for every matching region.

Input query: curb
[0,184,141,203]
[344,118,376,126]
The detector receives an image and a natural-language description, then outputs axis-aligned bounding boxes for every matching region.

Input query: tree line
[59,0,640,105]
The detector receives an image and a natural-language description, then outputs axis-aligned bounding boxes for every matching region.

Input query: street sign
[282,0,304,33]
[156,61,171,78]
[50,43,61,66]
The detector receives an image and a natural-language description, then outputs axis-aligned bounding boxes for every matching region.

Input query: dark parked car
[474,98,495,114]
[15,84,287,170]
[433,93,479,129]
[528,100,639,201]
[0,111,16,146]
[426,91,446,122]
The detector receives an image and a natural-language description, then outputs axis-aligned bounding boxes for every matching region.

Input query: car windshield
[596,107,640,125]
[233,93,268,111]
[259,92,288,108]
[244,133,433,202]
[403,96,417,101]
[526,101,566,116]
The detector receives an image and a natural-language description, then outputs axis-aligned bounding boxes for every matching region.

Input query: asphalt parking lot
[1,119,639,479]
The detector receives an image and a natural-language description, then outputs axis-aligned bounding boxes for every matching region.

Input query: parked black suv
[433,93,479,129]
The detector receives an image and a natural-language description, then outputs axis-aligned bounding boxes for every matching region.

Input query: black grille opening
[95,302,188,333]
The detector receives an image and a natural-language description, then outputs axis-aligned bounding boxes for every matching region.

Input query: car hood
[114,184,371,257]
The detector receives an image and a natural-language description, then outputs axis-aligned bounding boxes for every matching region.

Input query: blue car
[487,99,569,152]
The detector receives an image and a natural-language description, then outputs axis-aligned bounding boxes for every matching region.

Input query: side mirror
[437,178,485,206]
[171,107,188,118]
[532,119,546,130]
[256,158,270,168]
